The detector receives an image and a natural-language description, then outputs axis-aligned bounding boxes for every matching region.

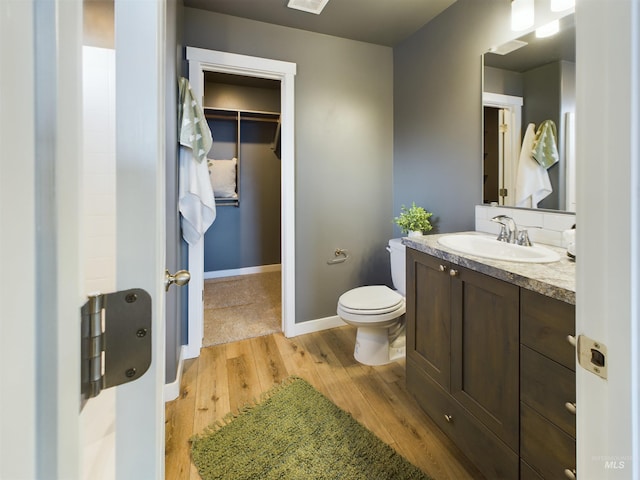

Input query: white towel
[179,146,216,244]
[515,123,552,208]
[177,78,216,244]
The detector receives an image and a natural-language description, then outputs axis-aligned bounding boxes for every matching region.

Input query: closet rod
[204,113,279,123]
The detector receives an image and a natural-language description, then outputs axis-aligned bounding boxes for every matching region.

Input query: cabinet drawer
[521,345,576,438]
[408,357,519,479]
[521,403,576,479]
[521,289,575,370]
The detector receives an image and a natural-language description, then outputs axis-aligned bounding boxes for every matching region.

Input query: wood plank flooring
[165,327,484,479]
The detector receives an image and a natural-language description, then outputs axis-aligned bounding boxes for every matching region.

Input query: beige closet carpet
[203,271,281,347]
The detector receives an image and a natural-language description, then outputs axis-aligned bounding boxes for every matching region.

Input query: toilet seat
[337,286,405,327]
[338,285,403,314]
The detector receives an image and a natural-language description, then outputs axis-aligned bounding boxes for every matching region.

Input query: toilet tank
[388,238,406,296]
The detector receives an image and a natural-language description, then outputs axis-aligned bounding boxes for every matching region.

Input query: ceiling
[182,0,458,47]
[484,13,575,73]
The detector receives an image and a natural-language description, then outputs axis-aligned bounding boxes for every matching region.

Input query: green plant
[394,202,433,234]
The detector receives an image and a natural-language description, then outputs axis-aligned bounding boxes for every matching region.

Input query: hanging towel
[531,120,559,169]
[515,123,553,208]
[178,77,212,162]
[178,77,216,245]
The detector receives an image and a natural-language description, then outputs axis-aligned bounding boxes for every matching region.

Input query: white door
[576,1,640,479]
[0,0,166,478]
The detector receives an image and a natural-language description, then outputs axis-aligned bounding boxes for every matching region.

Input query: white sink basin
[437,234,561,263]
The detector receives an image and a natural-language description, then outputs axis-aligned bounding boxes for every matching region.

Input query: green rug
[190,376,432,480]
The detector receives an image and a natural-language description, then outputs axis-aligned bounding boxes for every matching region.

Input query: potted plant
[394,202,433,237]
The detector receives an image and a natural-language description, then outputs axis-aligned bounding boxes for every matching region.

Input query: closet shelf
[204,107,280,123]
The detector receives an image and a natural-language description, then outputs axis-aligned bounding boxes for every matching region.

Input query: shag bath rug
[190,376,432,480]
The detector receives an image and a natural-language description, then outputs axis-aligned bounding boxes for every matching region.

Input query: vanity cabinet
[406,247,520,479]
[406,247,576,479]
[520,289,576,479]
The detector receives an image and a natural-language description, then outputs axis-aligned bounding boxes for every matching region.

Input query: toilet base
[353,326,406,366]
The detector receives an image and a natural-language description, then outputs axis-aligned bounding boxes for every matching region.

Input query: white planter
[408,231,423,238]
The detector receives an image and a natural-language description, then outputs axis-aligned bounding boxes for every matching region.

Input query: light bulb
[511,0,534,32]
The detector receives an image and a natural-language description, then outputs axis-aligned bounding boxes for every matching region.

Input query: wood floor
[165,327,484,479]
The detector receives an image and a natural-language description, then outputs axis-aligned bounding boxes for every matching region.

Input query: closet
[203,72,281,272]
[202,72,282,346]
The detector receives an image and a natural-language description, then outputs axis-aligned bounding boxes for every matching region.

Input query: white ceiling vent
[488,39,528,56]
[287,0,330,15]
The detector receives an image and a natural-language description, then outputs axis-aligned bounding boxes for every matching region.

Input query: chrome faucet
[491,215,517,243]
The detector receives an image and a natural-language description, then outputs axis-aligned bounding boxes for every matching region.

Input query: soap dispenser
[563,224,576,260]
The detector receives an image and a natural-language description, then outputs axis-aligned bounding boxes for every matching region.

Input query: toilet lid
[338,286,404,315]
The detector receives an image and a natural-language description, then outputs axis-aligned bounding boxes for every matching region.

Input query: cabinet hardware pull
[449,269,458,277]
[439,264,447,272]
[444,414,453,423]
[567,335,577,347]
[564,468,576,479]
[565,402,577,415]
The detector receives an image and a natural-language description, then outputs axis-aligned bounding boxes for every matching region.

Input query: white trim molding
[287,316,347,338]
[184,47,297,360]
[204,263,281,280]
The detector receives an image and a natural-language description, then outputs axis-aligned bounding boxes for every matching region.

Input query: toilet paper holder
[327,248,349,265]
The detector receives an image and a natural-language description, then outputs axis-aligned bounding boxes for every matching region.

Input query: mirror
[483,13,575,211]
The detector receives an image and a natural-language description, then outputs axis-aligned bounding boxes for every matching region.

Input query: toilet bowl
[336,239,407,366]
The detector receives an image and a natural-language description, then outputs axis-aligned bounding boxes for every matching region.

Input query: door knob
[164,269,190,291]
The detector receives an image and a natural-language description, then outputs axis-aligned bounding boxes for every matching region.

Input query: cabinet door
[406,248,451,389]
[450,266,520,450]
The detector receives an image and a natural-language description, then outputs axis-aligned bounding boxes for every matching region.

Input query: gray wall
[523,62,561,209]
[183,9,394,322]
[484,66,523,98]
[394,0,512,234]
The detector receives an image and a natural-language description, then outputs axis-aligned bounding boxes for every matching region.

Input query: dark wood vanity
[405,242,576,479]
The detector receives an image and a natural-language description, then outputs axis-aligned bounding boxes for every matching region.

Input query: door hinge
[499,188,508,197]
[81,288,152,409]
[499,123,508,133]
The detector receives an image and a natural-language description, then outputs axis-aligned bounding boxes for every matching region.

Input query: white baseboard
[204,263,281,280]
[285,315,347,338]
[164,345,186,402]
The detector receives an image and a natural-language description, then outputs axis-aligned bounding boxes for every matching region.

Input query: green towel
[178,77,212,163]
[532,120,559,169]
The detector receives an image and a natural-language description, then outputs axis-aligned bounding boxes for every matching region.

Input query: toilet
[337,238,407,366]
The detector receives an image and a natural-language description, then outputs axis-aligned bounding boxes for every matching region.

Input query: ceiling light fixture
[550,0,575,12]
[511,0,534,31]
[287,0,330,15]
[536,19,560,38]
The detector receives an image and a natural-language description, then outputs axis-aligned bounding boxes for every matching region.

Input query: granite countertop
[403,231,576,305]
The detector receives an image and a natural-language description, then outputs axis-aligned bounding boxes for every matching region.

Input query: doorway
[202,72,283,346]
[184,47,296,359]
[482,92,523,207]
